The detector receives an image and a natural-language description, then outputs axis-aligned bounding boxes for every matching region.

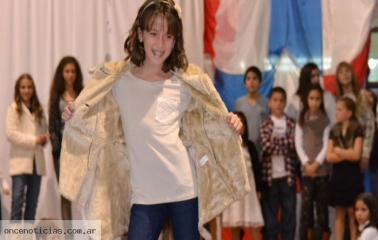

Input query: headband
[139,0,182,20]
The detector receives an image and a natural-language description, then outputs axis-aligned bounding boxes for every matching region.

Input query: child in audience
[222,111,264,240]
[260,87,298,240]
[295,84,331,239]
[354,192,378,240]
[327,97,364,240]
[6,73,48,220]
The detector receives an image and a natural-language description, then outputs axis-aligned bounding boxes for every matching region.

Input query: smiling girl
[6,73,48,220]
[59,0,249,239]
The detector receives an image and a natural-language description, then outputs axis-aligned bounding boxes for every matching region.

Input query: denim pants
[10,173,41,220]
[128,197,199,240]
[262,177,296,240]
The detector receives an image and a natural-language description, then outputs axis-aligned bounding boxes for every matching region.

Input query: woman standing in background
[48,56,83,220]
[6,73,48,220]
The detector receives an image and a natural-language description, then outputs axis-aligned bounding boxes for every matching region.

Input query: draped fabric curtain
[322,0,376,93]
[206,0,376,111]
[0,0,203,219]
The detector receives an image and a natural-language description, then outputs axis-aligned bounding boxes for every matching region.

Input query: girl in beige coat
[6,73,48,220]
[60,0,249,239]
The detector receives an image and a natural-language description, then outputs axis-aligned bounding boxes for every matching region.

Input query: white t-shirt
[113,71,196,204]
[271,115,288,179]
[358,223,378,240]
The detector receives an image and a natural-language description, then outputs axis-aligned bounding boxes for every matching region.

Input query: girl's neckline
[359,220,370,232]
[247,94,261,106]
[130,66,173,83]
[62,92,76,103]
[128,71,172,85]
[307,112,320,121]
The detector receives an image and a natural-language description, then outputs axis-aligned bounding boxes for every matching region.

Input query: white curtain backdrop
[0,0,204,219]
[273,50,301,102]
[213,0,271,74]
[322,0,376,73]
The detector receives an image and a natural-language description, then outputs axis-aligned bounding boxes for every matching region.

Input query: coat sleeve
[6,105,37,149]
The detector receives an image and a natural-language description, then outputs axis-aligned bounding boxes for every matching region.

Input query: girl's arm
[315,125,331,165]
[326,139,343,163]
[334,137,363,161]
[6,105,37,149]
[294,124,309,165]
[39,114,49,147]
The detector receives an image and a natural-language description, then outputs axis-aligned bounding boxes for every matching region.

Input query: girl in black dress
[327,96,364,240]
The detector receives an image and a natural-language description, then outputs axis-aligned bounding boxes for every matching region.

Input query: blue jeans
[128,197,199,240]
[11,174,41,220]
[262,177,296,240]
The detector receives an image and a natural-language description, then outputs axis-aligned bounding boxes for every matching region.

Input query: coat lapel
[21,102,35,121]
[73,60,130,112]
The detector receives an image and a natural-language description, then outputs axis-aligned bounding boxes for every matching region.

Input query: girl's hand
[3,186,10,196]
[309,162,320,177]
[304,162,317,178]
[227,112,243,134]
[36,135,48,146]
[2,180,10,195]
[62,104,75,122]
[334,147,343,156]
[257,191,262,200]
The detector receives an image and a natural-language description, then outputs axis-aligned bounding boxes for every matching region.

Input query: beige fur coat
[59,60,250,239]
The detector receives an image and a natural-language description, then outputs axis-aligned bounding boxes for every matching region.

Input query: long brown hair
[48,56,83,121]
[14,73,44,125]
[296,62,319,103]
[335,61,360,97]
[124,0,188,72]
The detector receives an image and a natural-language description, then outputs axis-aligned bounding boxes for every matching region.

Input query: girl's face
[19,78,34,104]
[139,15,175,69]
[308,90,322,114]
[63,63,77,87]
[337,66,353,86]
[335,101,352,123]
[355,200,370,225]
[244,71,261,94]
[310,68,320,85]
